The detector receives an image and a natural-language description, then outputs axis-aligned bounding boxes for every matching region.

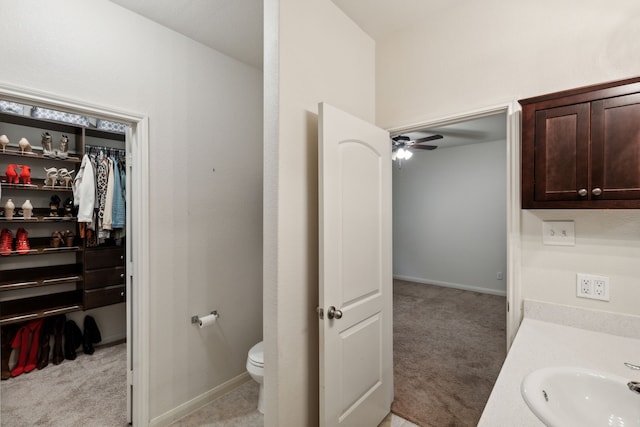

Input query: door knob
[327,306,343,320]
[592,187,602,196]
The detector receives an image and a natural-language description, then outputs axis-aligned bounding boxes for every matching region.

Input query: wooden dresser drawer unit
[84,285,126,310]
[83,246,126,309]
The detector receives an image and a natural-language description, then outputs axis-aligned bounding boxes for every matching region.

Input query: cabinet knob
[592,187,602,196]
[120,255,124,260]
[578,188,588,197]
[120,291,125,297]
[120,273,125,279]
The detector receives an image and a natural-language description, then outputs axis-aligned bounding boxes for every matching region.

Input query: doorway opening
[388,106,517,425]
[0,84,149,426]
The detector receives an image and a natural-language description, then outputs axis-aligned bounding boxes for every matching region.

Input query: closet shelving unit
[0,109,126,325]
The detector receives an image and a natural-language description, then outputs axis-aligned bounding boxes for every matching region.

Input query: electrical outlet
[543,221,575,246]
[576,273,610,301]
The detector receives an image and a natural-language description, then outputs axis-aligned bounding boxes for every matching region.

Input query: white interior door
[318,102,393,427]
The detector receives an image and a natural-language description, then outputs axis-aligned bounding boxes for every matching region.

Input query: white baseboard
[394,274,506,297]
[149,372,251,426]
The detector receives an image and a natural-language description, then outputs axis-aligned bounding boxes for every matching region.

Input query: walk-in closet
[0,99,130,425]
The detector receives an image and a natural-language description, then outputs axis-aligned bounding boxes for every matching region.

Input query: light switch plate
[542,221,575,246]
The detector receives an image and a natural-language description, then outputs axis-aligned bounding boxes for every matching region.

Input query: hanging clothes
[72,154,96,224]
[95,154,109,232]
[101,158,115,233]
[111,157,126,229]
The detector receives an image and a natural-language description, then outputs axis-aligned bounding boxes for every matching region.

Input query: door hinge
[316,306,324,319]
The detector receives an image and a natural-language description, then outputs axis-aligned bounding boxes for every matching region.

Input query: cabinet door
[591,93,640,200]
[534,103,590,201]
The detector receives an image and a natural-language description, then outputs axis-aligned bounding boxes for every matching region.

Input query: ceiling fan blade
[413,134,443,144]
[392,135,410,142]
[410,144,437,151]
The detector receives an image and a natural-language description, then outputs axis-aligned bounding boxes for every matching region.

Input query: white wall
[376,0,640,319]
[264,0,375,425]
[0,0,263,421]
[393,139,507,295]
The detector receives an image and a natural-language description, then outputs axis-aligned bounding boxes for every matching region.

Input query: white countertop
[478,307,640,426]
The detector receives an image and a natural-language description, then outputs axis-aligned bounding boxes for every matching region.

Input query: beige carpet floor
[1,342,127,427]
[391,280,506,427]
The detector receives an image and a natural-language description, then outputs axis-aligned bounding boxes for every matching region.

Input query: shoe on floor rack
[63,320,83,360]
[52,314,66,365]
[1,325,18,380]
[10,319,43,377]
[82,315,102,355]
[36,317,55,370]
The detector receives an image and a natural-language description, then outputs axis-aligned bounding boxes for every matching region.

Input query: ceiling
[330,0,462,41]
[108,0,504,147]
[108,0,263,69]
[399,113,508,150]
[108,0,459,69]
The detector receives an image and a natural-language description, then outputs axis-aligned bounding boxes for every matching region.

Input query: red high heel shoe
[5,164,19,184]
[19,165,32,185]
[15,228,30,254]
[0,229,12,256]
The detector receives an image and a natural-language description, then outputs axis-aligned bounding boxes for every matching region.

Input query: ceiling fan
[391,134,443,160]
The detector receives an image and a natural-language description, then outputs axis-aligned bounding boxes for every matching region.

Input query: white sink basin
[521,366,640,427]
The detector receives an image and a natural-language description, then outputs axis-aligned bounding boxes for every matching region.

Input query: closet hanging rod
[85,144,126,157]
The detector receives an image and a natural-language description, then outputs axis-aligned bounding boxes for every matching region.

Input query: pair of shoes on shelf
[41,133,69,159]
[0,228,27,255]
[2,228,31,255]
[51,230,75,248]
[10,319,44,377]
[82,316,102,355]
[3,164,32,185]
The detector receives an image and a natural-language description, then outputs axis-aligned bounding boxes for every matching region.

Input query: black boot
[36,317,54,370]
[63,320,82,360]
[52,314,66,365]
[1,325,18,380]
[82,316,102,355]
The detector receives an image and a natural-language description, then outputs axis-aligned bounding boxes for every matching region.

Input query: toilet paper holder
[191,310,219,324]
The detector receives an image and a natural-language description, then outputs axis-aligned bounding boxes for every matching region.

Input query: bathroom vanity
[477,300,640,426]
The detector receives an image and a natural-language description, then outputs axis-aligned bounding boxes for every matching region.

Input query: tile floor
[171,380,418,427]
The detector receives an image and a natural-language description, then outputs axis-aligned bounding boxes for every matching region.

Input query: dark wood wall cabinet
[520,77,640,209]
[1,106,126,325]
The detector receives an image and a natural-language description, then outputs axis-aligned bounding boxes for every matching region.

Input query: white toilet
[246,341,264,414]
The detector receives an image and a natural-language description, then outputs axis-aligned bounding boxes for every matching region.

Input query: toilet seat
[248,341,264,367]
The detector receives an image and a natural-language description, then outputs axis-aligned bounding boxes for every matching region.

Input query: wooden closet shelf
[0,264,82,289]
[0,291,83,325]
